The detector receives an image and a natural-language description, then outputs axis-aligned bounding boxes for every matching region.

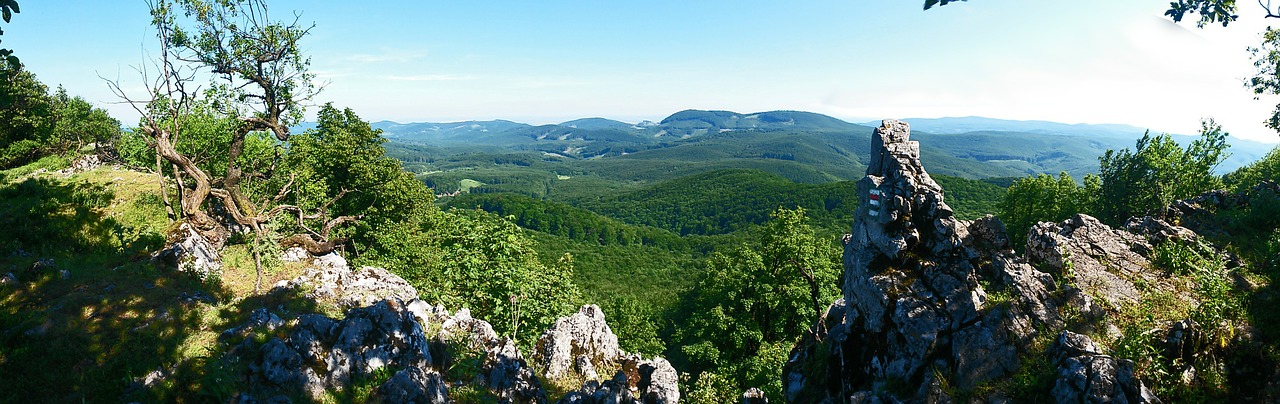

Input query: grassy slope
[0,160,316,402]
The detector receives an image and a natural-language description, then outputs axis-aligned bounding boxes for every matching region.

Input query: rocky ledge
[211,250,679,403]
[782,120,1179,402]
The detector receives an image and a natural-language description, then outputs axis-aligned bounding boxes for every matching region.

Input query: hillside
[373,110,1278,193]
[897,116,1277,174]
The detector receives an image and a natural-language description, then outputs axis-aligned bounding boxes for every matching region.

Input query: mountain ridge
[304,109,1278,179]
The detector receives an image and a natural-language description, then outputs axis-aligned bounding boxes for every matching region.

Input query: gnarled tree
[108,0,350,290]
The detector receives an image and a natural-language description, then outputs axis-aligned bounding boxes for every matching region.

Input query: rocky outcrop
[1050,331,1159,403]
[783,120,1164,402]
[219,259,679,402]
[374,367,448,403]
[534,305,623,381]
[782,120,1069,401]
[741,387,768,404]
[1150,181,1280,239]
[1026,214,1153,308]
[225,298,546,402]
[276,252,420,311]
[534,305,681,403]
[152,222,222,280]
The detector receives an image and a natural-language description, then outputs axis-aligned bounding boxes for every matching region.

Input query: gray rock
[0,272,16,286]
[538,305,682,403]
[257,338,305,387]
[282,260,419,311]
[1163,319,1202,372]
[1026,214,1153,308]
[638,357,680,403]
[230,299,434,400]
[1124,216,1199,246]
[486,337,547,402]
[741,387,768,404]
[375,367,448,404]
[533,304,624,380]
[1050,331,1160,403]
[280,246,309,263]
[152,223,222,280]
[784,120,1068,401]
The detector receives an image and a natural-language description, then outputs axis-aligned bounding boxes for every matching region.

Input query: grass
[0,160,326,402]
[459,178,485,193]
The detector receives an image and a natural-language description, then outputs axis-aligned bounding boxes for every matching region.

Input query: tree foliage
[1226,146,1280,190]
[675,207,840,401]
[999,172,1100,243]
[1166,0,1238,27]
[110,0,333,289]
[923,0,1242,28]
[1097,120,1228,224]
[0,0,18,68]
[427,209,581,344]
[923,0,966,10]
[1,68,120,169]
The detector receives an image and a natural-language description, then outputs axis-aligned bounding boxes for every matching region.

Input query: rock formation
[152,222,222,280]
[276,251,419,311]
[782,120,1157,402]
[218,257,679,402]
[532,305,680,403]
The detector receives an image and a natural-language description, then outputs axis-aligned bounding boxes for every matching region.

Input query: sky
[6,0,1280,143]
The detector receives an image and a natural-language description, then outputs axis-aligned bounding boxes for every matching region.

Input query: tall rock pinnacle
[783,119,1103,402]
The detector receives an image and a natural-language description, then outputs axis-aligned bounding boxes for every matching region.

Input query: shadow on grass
[0,176,319,402]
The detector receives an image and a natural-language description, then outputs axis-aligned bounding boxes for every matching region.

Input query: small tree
[108,0,345,290]
[1097,119,1229,224]
[675,207,841,401]
[999,172,1100,244]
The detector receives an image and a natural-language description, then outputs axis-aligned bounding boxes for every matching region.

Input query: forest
[3,0,1280,402]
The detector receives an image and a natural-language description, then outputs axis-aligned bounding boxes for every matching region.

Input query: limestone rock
[638,357,680,403]
[1026,214,1161,309]
[536,305,680,403]
[280,246,309,263]
[1124,216,1199,246]
[1050,331,1160,403]
[785,120,1065,401]
[281,257,418,311]
[533,305,624,380]
[152,222,222,280]
[375,367,448,403]
[60,154,102,175]
[741,387,768,404]
[557,371,634,404]
[231,299,433,400]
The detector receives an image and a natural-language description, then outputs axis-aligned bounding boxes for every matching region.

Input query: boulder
[535,305,680,403]
[1026,214,1169,310]
[279,257,419,311]
[1050,331,1160,403]
[152,222,222,280]
[229,299,433,400]
[375,367,448,403]
[0,272,16,286]
[741,387,768,404]
[533,305,624,380]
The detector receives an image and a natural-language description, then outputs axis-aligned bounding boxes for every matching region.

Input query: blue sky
[7,0,1280,142]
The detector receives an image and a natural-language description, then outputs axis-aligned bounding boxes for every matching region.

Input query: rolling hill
[330,110,1280,192]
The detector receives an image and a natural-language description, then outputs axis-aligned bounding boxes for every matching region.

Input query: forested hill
[366,110,1274,184]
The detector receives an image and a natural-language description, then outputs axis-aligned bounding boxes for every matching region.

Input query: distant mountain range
[300,110,1278,180]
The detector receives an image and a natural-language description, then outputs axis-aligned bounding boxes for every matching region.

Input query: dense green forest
[4,0,1280,402]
